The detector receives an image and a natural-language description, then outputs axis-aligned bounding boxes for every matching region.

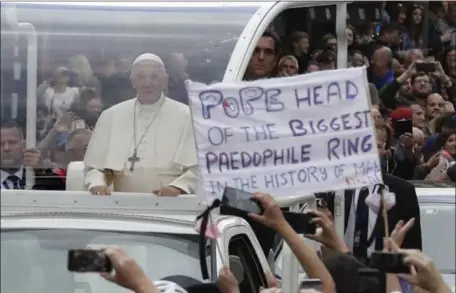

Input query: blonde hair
[67,55,95,85]
[278,55,299,69]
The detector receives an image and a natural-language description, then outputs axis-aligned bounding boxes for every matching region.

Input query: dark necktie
[353,187,370,261]
[7,175,21,190]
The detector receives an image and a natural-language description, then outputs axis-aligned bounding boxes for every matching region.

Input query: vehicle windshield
[1,229,212,293]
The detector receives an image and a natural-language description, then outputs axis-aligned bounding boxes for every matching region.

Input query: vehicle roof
[12,1,266,7]
[2,0,269,29]
[4,1,268,11]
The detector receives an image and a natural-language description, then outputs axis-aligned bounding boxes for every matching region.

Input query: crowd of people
[256,2,456,183]
[97,193,450,293]
[1,3,455,190]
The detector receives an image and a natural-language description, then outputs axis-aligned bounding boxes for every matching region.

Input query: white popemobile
[1,2,454,293]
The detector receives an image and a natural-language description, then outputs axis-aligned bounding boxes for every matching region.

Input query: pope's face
[130,60,167,103]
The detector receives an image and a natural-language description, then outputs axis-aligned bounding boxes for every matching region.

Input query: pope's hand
[248,193,286,231]
[153,186,182,196]
[90,185,111,196]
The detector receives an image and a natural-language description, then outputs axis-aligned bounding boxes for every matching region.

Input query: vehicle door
[417,190,455,276]
[220,222,270,293]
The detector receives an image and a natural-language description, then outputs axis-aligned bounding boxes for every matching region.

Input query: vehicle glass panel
[1,229,212,293]
[0,2,257,192]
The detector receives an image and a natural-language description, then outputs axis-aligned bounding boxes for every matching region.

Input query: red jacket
[54,168,67,180]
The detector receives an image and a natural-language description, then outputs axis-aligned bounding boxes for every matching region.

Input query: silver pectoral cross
[128,151,140,171]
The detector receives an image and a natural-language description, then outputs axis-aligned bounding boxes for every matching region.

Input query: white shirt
[43,87,80,119]
[1,166,24,189]
[344,187,379,255]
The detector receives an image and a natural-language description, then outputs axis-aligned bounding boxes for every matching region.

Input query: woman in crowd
[405,4,425,49]
[425,129,456,181]
[39,66,80,121]
[67,55,102,94]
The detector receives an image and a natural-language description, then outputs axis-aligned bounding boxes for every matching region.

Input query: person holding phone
[388,108,418,179]
[432,61,454,100]
[249,193,336,293]
[398,249,453,293]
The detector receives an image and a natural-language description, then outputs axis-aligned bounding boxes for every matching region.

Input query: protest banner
[188,67,383,201]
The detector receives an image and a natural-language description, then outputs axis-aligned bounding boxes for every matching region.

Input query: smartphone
[395,119,413,138]
[416,62,435,73]
[221,187,263,214]
[301,279,322,291]
[67,249,112,273]
[283,211,317,234]
[357,268,385,293]
[369,252,410,274]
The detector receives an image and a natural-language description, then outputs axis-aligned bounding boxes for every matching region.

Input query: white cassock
[83,93,198,193]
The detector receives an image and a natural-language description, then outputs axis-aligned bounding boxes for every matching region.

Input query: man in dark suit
[1,119,65,190]
[326,172,422,263]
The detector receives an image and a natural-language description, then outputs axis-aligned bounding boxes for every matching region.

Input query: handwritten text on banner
[188,67,383,200]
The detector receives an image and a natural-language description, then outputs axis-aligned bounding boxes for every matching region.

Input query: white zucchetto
[132,53,164,67]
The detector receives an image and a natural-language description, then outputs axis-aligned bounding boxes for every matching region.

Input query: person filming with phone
[387,107,418,179]
[247,192,336,293]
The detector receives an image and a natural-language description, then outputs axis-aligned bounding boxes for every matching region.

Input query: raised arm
[249,193,335,293]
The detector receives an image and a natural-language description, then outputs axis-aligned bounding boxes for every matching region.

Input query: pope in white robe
[84,53,198,196]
